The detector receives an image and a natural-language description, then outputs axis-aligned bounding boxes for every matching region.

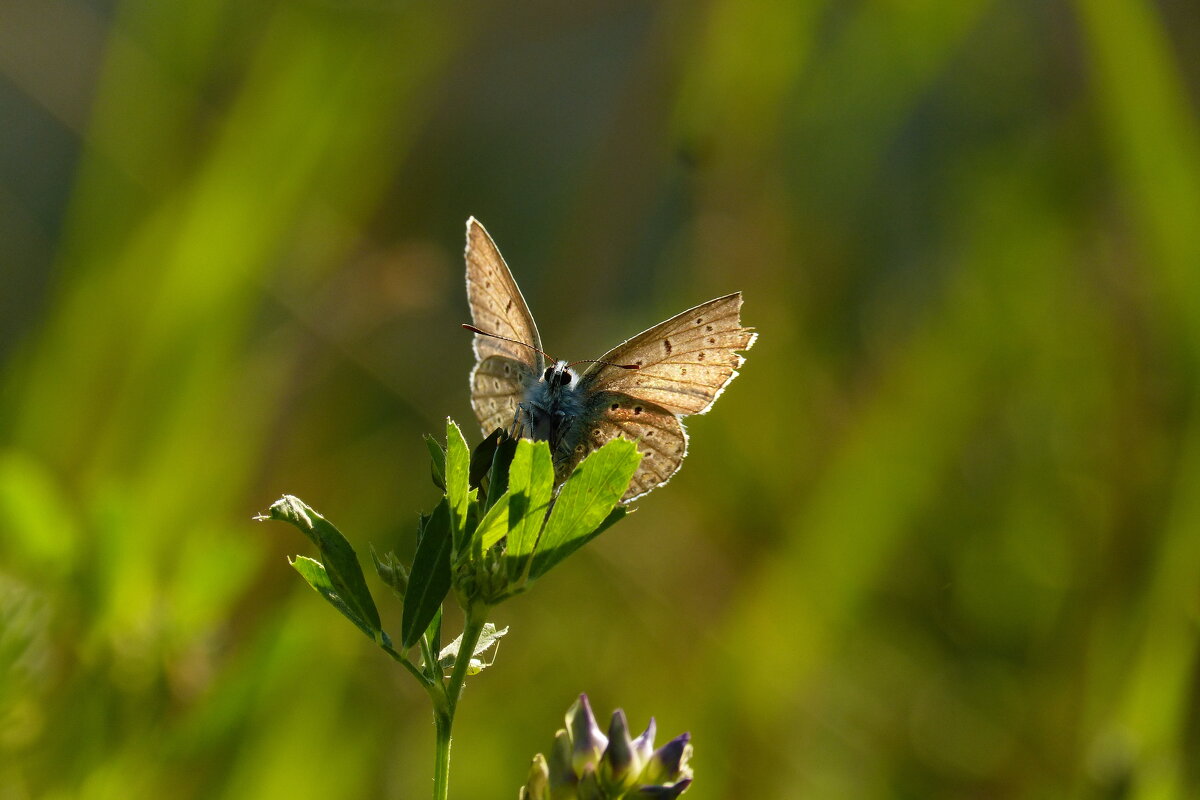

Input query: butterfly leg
[545,410,580,478]
[510,402,535,440]
[548,410,571,453]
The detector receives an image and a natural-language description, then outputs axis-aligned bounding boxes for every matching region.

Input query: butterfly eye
[543,368,554,381]
[559,372,572,386]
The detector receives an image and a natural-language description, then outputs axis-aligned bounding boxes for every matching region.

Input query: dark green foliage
[402,499,453,649]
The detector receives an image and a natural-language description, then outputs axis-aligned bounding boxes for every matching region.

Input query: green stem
[382,641,436,689]
[445,604,488,716]
[428,603,489,799]
[432,709,452,800]
[418,633,440,681]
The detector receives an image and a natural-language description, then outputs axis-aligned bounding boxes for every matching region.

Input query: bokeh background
[3,0,1200,797]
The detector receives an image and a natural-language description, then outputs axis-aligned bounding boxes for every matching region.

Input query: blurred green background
[3,0,1200,797]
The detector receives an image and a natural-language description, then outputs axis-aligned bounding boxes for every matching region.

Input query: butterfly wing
[472,355,538,435]
[565,293,755,500]
[464,218,544,435]
[465,217,544,370]
[559,394,689,502]
[578,293,756,415]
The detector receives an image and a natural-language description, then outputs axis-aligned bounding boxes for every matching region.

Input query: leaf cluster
[257,419,641,682]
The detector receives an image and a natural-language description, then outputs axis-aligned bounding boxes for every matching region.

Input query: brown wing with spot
[464,218,544,373]
[577,293,755,416]
[471,355,535,436]
[559,395,689,502]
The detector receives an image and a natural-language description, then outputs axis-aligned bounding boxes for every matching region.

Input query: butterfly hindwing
[557,394,689,502]
[577,293,756,416]
[471,355,537,436]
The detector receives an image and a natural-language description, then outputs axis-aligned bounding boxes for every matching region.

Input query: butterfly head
[543,361,577,388]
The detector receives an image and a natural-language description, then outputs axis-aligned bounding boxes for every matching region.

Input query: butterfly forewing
[578,293,756,416]
[465,218,544,372]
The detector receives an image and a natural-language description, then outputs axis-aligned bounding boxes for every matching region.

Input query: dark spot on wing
[664,339,673,355]
[698,352,706,361]
[506,299,513,312]
[695,317,703,324]
[610,402,619,411]
[634,406,643,414]
[706,324,713,332]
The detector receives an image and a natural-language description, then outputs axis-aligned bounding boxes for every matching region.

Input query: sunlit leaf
[289,556,391,647]
[262,495,382,637]
[504,440,555,580]
[424,434,447,491]
[444,418,476,552]
[530,439,640,580]
[474,492,511,551]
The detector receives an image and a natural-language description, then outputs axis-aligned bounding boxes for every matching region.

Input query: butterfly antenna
[462,324,556,362]
[566,358,641,370]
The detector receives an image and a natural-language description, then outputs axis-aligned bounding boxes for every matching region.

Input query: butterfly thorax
[522,360,587,447]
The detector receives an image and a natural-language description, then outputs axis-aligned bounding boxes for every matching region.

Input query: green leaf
[262,495,382,637]
[444,418,476,552]
[290,556,391,646]
[469,428,505,490]
[472,436,527,554]
[467,498,484,561]
[424,605,443,670]
[484,433,519,511]
[529,439,640,580]
[437,622,510,674]
[474,492,511,551]
[504,440,555,580]
[402,498,452,649]
[424,434,446,491]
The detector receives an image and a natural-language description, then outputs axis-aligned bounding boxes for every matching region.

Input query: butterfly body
[519,362,585,447]
[464,217,756,501]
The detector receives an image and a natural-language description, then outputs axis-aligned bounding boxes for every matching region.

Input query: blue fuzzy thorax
[523,360,588,451]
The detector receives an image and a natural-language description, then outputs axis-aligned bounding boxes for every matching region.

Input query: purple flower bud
[520,697,693,798]
[639,733,691,785]
[567,694,609,775]
[599,710,637,792]
[627,778,693,799]
[630,717,656,765]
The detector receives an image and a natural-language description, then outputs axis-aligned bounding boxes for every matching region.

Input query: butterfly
[463,217,756,502]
